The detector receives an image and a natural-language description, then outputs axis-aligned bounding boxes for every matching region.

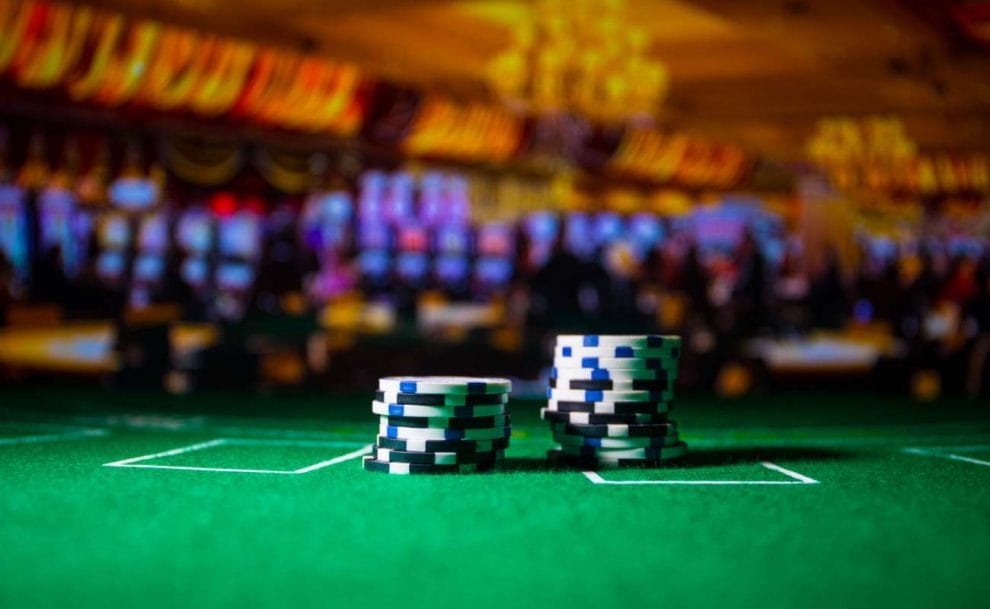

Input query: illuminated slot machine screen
[215,261,254,291]
[434,254,470,288]
[96,215,131,282]
[38,187,86,277]
[592,212,626,247]
[444,175,471,225]
[433,224,471,290]
[322,192,353,249]
[434,224,471,255]
[108,177,158,211]
[947,235,984,259]
[474,257,513,290]
[304,192,354,252]
[564,213,593,259]
[357,221,392,251]
[0,184,29,278]
[418,171,445,226]
[218,213,261,260]
[357,250,391,286]
[628,213,664,258]
[177,211,213,289]
[395,251,429,286]
[524,212,559,268]
[98,215,131,250]
[474,222,515,291]
[358,170,387,221]
[385,172,415,224]
[395,224,429,286]
[691,204,747,256]
[132,215,169,291]
[138,215,169,253]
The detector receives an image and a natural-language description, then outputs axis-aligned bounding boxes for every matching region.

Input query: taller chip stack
[544,335,687,469]
[364,376,513,475]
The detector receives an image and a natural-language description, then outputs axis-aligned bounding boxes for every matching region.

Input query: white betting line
[944,453,990,468]
[293,445,374,473]
[103,438,372,474]
[583,461,820,486]
[902,446,990,468]
[760,461,820,483]
[103,438,227,467]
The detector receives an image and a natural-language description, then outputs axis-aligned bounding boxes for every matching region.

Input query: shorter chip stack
[544,335,686,469]
[364,376,513,474]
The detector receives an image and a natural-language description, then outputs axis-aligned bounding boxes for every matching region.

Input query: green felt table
[1,386,989,609]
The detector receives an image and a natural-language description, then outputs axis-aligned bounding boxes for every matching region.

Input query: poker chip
[363,456,496,475]
[370,400,507,418]
[365,377,512,475]
[549,421,678,438]
[380,421,512,441]
[373,447,504,465]
[551,431,683,449]
[547,443,688,469]
[544,335,687,469]
[539,408,669,425]
[378,377,513,395]
[556,444,687,460]
[381,413,509,430]
[551,357,679,371]
[375,390,508,406]
[550,367,675,381]
[553,345,681,360]
[548,377,674,392]
[555,335,682,349]
[546,399,673,415]
[546,387,675,403]
[375,435,510,453]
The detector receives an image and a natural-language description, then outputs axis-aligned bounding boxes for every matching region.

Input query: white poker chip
[371,400,507,418]
[552,357,679,371]
[555,335,681,349]
[378,376,512,395]
[547,387,674,403]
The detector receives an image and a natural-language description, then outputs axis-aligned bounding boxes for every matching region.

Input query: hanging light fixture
[487,0,668,123]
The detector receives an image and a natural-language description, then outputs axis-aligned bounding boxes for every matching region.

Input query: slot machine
[130,213,169,307]
[394,224,429,290]
[0,183,29,281]
[94,214,131,288]
[37,185,88,278]
[524,211,559,269]
[215,207,262,320]
[176,208,214,296]
[432,223,472,295]
[356,221,392,292]
[473,221,515,296]
[628,213,664,260]
[564,212,593,259]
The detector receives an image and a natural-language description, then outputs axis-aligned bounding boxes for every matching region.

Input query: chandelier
[487,0,668,123]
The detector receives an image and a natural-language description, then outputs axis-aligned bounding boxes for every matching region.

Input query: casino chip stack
[364,376,513,475]
[544,335,687,469]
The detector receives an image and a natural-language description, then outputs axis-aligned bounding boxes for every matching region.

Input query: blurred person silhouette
[965,259,990,397]
[157,247,199,319]
[681,243,711,326]
[601,241,643,328]
[31,245,68,305]
[0,250,13,324]
[809,248,848,329]
[530,228,585,329]
[732,230,767,335]
[937,256,979,309]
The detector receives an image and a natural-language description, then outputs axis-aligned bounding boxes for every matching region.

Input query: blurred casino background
[0,0,988,399]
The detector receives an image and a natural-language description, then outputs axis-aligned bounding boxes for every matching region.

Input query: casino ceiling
[75,0,990,158]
